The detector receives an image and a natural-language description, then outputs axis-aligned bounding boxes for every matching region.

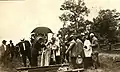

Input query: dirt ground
[1,52,120,72]
[0,57,23,72]
[84,52,120,72]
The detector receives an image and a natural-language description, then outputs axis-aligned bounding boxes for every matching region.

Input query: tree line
[57,0,120,47]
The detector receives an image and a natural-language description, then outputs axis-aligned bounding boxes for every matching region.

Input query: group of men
[0,37,61,67]
[0,40,15,66]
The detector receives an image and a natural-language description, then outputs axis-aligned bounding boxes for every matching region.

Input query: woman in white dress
[83,36,93,69]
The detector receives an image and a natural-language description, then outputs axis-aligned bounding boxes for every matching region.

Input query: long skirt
[31,48,38,67]
[40,51,45,66]
[44,49,51,66]
[83,57,93,69]
[41,49,51,66]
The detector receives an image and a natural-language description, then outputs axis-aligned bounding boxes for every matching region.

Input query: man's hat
[81,33,85,36]
[67,35,74,42]
[2,40,7,43]
[10,40,12,42]
[90,33,94,36]
[70,35,74,38]
[36,36,43,41]
[21,38,25,41]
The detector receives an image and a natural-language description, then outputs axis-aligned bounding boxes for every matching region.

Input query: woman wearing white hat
[90,33,100,69]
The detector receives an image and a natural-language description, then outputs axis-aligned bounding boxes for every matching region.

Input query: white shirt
[56,47,60,56]
[52,44,60,56]
[10,44,12,47]
[23,43,26,50]
[3,44,6,51]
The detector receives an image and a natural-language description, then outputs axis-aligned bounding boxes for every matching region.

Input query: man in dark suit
[8,40,15,61]
[0,40,7,65]
[18,39,32,67]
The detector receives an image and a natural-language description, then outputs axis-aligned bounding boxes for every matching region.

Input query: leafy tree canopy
[91,9,120,44]
[58,0,90,44]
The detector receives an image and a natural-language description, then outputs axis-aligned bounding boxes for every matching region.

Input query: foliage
[58,0,90,45]
[91,9,120,44]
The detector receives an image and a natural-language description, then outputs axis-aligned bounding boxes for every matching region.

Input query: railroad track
[16,64,84,72]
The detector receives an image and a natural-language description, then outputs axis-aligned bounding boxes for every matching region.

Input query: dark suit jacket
[0,44,10,58]
[18,40,31,55]
[8,43,15,52]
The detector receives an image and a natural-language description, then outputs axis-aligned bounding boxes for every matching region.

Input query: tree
[58,0,90,43]
[91,9,120,44]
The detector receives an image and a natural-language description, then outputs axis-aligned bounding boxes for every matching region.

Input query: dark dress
[31,41,46,67]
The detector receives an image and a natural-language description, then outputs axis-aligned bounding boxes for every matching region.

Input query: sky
[0,0,120,44]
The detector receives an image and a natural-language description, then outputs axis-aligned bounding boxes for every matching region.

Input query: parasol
[31,27,53,34]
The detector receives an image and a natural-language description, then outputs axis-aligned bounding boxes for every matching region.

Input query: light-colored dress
[51,44,58,62]
[40,44,52,66]
[83,39,92,57]
[40,47,46,66]
[44,46,51,66]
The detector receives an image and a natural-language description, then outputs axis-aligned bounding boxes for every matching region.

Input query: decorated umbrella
[31,27,53,34]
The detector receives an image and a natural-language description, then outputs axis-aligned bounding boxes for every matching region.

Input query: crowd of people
[0,32,100,70]
[0,40,18,67]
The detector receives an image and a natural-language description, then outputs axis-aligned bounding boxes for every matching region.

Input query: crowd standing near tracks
[0,32,100,70]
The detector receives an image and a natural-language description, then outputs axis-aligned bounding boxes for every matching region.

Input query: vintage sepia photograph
[0,0,120,72]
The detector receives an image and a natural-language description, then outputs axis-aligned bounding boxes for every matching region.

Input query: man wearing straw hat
[18,38,31,67]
